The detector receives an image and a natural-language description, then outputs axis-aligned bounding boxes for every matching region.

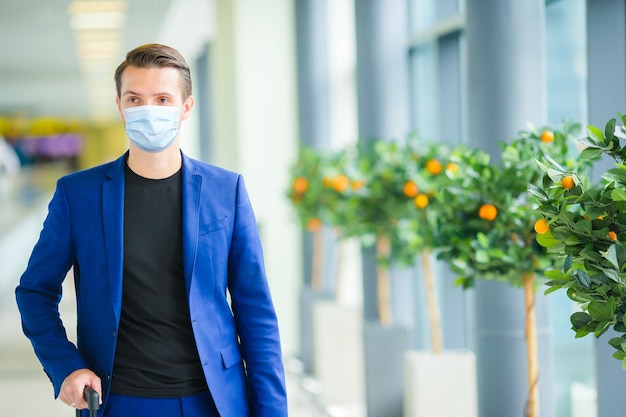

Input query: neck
[127,146,182,179]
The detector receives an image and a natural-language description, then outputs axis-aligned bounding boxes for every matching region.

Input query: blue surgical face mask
[123,105,181,153]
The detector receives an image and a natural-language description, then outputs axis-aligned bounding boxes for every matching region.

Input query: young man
[15,44,288,417]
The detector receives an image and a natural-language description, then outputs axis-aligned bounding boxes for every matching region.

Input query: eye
[128,97,140,104]
[159,97,171,104]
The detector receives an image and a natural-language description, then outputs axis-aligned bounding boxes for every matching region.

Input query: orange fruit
[322,176,333,188]
[608,231,618,241]
[445,162,458,173]
[403,181,419,197]
[414,193,429,209]
[540,130,554,143]
[478,203,497,221]
[561,176,575,190]
[307,217,323,232]
[332,174,350,192]
[352,179,366,190]
[426,159,443,175]
[534,218,549,234]
[293,177,309,194]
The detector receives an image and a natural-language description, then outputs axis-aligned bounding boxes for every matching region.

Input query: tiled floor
[0,177,365,417]
[0,285,359,417]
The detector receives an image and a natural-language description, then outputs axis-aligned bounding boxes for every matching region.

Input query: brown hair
[114,43,192,99]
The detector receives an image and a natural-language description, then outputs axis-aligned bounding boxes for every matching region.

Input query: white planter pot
[312,301,365,405]
[404,350,478,417]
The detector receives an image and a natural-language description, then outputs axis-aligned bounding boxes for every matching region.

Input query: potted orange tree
[336,137,475,417]
[431,121,593,417]
[396,140,481,417]
[286,137,466,411]
[286,145,367,404]
[532,115,626,366]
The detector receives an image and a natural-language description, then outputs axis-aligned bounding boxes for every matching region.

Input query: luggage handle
[75,386,100,417]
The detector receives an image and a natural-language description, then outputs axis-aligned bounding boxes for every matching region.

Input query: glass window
[545,2,593,417]
[409,41,439,141]
[408,0,464,143]
[546,0,588,127]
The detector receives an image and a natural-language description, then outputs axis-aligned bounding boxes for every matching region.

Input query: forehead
[119,65,183,96]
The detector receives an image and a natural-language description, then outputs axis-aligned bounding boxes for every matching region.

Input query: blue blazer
[15,152,288,417]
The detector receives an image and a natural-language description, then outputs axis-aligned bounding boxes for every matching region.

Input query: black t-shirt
[110,163,208,397]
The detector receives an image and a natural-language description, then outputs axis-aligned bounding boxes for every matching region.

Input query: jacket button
[112,331,116,338]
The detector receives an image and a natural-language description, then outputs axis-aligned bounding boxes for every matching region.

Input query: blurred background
[1,0,625,416]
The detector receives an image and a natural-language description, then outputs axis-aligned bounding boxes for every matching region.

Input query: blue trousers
[101,391,220,417]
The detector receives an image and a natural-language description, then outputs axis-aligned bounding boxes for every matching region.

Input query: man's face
[116,65,193,121]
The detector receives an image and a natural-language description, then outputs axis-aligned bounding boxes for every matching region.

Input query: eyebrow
[122,90,174,97]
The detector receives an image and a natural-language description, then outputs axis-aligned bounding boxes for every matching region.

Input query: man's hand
[59,369,102,409]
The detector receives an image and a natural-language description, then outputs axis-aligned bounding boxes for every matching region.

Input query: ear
[180,95,195,121]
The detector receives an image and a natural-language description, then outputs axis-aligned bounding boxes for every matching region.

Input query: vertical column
[211,0,300,356]
[354,1,411,416]
[194,44,212,162]
[466,1,554,416]
[435,2,467,350]
[586,2,626,415]
[294,0,335,374]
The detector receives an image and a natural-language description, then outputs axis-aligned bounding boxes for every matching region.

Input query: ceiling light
[70,12,126,30]
[74,29,121,42]
[68,1,127,15]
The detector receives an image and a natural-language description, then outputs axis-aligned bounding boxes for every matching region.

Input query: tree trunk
[522,272,539,417]
[421,250,443,354]
[376,236,393,326]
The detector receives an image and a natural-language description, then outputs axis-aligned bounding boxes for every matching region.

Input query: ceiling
[0,0,213,122]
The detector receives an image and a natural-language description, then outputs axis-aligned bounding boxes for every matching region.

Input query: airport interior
[2,0,626,416]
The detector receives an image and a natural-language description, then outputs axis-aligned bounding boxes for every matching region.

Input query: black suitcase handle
[75,386,100,417]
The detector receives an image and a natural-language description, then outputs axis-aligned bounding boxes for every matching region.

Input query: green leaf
[599,268,621,283]
[477,233,489,249]
[572,270,591,289]
[587,125,606,144]
[575,327,591,338]
[571,311,593,328]
[528,183,548,200]
[536,231,561,248]
[545,269,565,280]
[573,219,592,234]
[607,297,617,314]
[603,244,621,271]
[609,336,626,351]
[611,188,626,202]
[544,284,563,296]
[588,301,613,321]
[605,118,617,141]
[595,321,611,337]
[564,235,581,245]
[475,250,489,263]
[580,147,605,160]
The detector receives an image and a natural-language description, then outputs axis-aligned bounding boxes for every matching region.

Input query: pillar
[466,1,555,416]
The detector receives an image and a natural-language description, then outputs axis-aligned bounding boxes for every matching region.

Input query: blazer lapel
[181,154,202,295]
[102,154,126,322]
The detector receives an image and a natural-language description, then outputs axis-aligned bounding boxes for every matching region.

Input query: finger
[87,375,103,405]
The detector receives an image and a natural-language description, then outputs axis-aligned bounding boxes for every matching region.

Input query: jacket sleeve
[15,179,89,397]
[227,175,288,417]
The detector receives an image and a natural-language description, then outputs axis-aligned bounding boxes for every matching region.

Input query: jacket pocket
[199,215,229,236]
[220,342,243,369]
